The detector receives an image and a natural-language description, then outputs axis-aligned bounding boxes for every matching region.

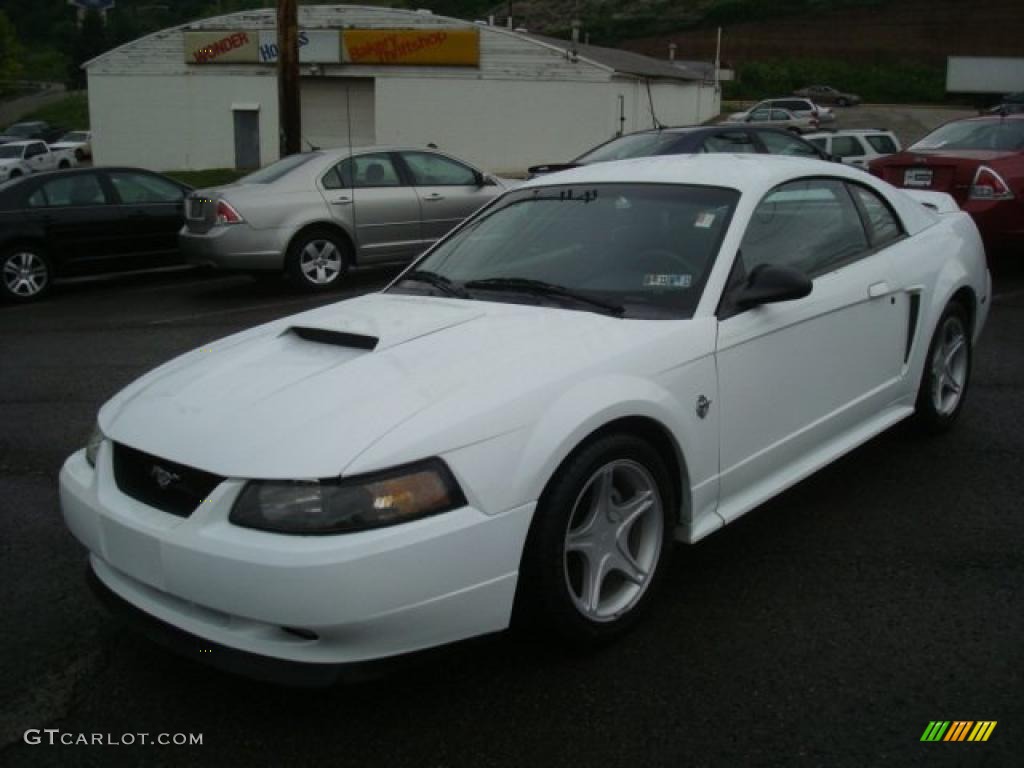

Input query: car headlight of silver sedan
[85,423,105,467]
[229,459,466,534]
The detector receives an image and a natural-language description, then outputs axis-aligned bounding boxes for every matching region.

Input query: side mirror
[735,264,812,309]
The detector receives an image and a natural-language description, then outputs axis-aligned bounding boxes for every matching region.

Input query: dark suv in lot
[0,121,66,145]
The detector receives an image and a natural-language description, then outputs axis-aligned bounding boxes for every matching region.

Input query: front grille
[112,443,224,518]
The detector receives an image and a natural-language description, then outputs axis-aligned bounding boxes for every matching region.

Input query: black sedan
[528,125,832,177]
[0,167,191,302]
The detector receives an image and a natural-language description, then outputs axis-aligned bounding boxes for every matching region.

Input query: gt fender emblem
[150,465,180,490]
[696,395,712,419]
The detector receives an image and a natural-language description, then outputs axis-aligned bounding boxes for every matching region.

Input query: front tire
[285,229,350,291]
[515,433,674,643]
[1,246,53,302]
[58,160,70,169]
[914,302,972,433]
[837,97,849,107]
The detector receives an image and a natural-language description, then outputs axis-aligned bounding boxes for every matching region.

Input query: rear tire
[285,228,350,291]
[1,245,52,302]
[913,302,972,434]
[514,433,674,644]
[837,97,849,107]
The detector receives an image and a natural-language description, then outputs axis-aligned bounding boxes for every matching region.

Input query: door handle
[330,197,352,206]
[424,194,445,201]
[868,281,889,298]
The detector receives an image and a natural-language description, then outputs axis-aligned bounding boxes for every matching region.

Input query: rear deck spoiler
[903,190,960,215]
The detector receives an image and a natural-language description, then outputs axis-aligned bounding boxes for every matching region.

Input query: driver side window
[738,178,869,279]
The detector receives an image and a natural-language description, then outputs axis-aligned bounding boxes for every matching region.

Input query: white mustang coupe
[60,155,989,684]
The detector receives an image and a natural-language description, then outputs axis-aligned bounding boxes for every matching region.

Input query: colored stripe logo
[921,721,997,742]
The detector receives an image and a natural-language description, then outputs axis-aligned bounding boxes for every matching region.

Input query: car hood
[99,293,696,479]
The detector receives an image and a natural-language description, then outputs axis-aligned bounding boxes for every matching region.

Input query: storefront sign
[186,28,479,67]
[342,28,479,66]
[185,31,259,64]
[257,30,342,64]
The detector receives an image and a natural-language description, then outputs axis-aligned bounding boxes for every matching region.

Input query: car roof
[517,153,937,232]
[522,153,837,189]
[315,145,473,157]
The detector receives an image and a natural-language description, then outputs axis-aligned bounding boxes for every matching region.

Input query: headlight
[85,423,105,467]
[229,459,466,535]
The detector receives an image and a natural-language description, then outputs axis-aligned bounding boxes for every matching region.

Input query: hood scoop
[287,326,379,350]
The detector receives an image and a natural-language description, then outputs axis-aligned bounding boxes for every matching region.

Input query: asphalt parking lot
[1,262,1022,767]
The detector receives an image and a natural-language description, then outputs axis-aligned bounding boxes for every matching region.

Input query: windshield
[575,132,686,164]
[61,132,88,142]
[0,145,23,159]
[392,183,739,319]
[239,152,318,184]
[911,120,1024,151]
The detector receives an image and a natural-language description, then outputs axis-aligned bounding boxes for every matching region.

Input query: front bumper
[179,225,287,271]
[60,446,534,673]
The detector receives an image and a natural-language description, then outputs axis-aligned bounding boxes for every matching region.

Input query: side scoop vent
[288,326,379,350]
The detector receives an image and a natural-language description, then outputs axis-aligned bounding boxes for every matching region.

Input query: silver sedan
[180,147,513,290]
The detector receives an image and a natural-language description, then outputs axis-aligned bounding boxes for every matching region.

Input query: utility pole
[277,0,301,156]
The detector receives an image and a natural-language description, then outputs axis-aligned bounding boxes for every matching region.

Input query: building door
[300,78,375,150]
[233,109,260,170]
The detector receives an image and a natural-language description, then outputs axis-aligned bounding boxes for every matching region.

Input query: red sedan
[870,115,1024,255]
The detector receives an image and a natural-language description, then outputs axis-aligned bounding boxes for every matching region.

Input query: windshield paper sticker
[644,274,692,288]
[695,212,716,228]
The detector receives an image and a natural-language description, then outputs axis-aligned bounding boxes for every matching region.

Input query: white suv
[805,129,901,168]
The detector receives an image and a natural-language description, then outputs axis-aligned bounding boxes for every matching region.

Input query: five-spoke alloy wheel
[564,459,664,622]
[915,302,972,433]
[516,433,673,642]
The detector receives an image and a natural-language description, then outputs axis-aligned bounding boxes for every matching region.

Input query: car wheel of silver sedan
[286,229,350,291]
[914,302,972,433]
[515,433,673,642]
[1,247,52,303]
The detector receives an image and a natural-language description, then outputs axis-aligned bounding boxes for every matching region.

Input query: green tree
[67,9,110,90]
[0,11,24,83]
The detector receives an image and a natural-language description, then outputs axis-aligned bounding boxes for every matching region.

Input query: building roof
[84,4,705,83]
[520,32,705,82]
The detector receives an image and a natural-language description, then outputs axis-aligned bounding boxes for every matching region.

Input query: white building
[84,5,719,175]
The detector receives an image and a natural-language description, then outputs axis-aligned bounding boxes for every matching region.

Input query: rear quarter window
[865,135,898,154]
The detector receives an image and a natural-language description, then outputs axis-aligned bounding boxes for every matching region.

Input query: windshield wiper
[397,269,470,299]
[463,277,624,316]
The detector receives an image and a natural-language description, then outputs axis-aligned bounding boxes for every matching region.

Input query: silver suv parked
[180,147,512,290]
